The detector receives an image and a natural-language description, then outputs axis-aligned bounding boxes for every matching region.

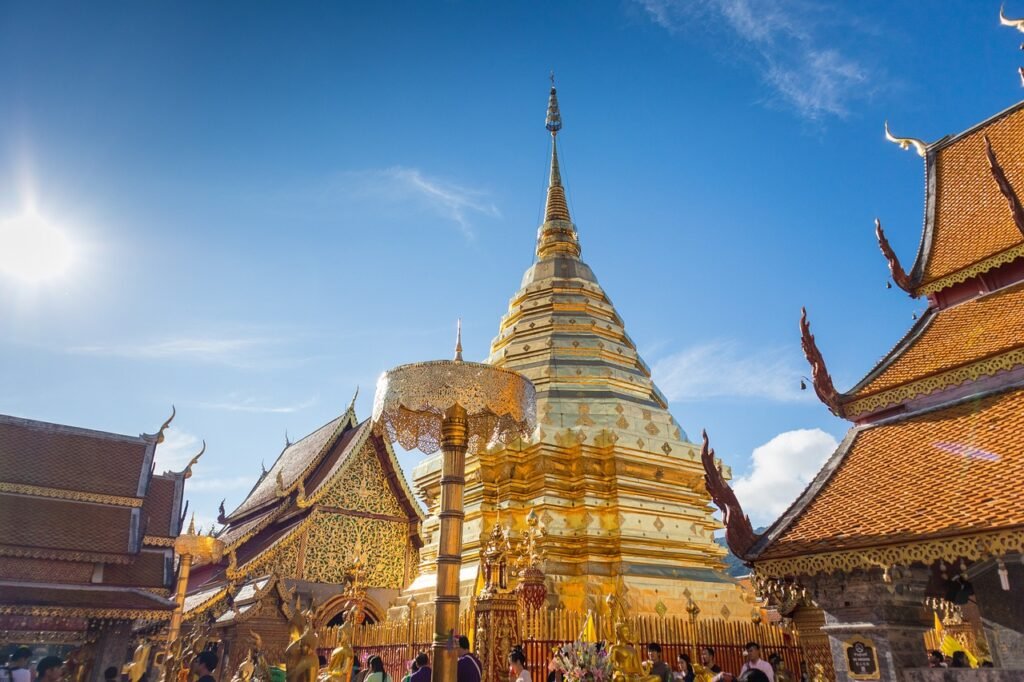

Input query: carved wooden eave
[874,218,913,294]
[984,134,1024,238]
[699,430,759,559]
[799,308,843,416]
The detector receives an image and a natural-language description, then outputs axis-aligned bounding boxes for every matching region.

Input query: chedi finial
[454,318,463,362]
[546,73,562,136]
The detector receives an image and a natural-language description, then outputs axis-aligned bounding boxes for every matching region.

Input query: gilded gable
[317,440,406,518]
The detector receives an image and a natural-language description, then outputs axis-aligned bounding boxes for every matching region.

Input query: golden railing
[323,610,803,681]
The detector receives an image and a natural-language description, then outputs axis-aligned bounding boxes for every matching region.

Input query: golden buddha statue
[285,628,320,682]
[321,605,357,682]
[607,621,660,682]
[127,643,152,682]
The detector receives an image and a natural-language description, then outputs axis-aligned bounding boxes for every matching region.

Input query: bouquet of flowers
[548,642,611,682]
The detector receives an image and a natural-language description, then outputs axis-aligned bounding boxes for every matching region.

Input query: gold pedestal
[474,594,519,682]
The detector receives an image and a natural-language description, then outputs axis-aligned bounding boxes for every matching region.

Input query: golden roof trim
[0,545,133,565]
[0,630,85,645]
[143,536,176,547]
[0,604,173,620]
[0,481,143,507]
[916,242,1024,295]
[844,345,1024,417]
[753,526,1024,579]
[222,500,289,552]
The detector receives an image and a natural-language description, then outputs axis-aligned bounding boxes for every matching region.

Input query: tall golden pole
[432,404,468,682]
[372,323,536,682]
[167,550,193,646]
[169,517,225,647]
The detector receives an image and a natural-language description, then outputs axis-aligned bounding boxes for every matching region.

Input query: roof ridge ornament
[884,121,928,157]
[799,308,842,416]
[984,134,1024,238]
[699,430,759,559]
[1000,4,1024,49]
[875,218,914,293]
[180,440,205,479]
[152,405,176,444]
[347,385,360,416]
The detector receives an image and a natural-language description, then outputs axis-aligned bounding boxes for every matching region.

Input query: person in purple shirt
[408,653,431,682]
[456,636,482,682]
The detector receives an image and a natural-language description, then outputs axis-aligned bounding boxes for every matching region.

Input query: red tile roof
[0,415,150,498]
[913,101,1024,294]
[0,494,135,555]
[0,581,176,615]
[103,550,169,588]
[757,387,1024,560]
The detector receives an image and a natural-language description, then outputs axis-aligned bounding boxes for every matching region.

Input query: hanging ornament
[997,558,1010,591]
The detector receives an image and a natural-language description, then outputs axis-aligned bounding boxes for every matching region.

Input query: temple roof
[751,384,1024,562]
[0,413,181,575]
[911,100,1024,296]
[227,409,356,521]
[841,280,1024,418]
[0,582,176,618]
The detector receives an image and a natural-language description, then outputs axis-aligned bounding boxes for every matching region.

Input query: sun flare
[0,211,74,283]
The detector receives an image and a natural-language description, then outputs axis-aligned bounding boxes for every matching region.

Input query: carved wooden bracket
[875,218,913,293]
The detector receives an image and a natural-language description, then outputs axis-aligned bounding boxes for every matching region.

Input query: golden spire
[537,74,582,260]
[454,318,463,361]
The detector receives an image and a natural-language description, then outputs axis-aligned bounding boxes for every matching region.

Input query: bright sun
[0,212,74,283]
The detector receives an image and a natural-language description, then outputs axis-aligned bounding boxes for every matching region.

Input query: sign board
[844,637,880,680]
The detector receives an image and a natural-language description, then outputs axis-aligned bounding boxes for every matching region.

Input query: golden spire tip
[454,319,463,361]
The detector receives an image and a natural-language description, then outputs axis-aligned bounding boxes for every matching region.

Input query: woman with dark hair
[673,653,694,682]
[364,657,390,682]
[509,647,530,682]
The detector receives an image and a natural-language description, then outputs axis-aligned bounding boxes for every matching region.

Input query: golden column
[373,324,536,682]
[168,516,225,646]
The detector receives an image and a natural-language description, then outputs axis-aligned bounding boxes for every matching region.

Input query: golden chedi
[411,81,752,616]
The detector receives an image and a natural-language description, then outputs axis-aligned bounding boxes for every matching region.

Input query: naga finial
[217,499,227,525]
[985,135,1024,237]
[1001,4,1024,31]
[699,430,759,558]
[154,405,176,444]
[347,385,360,415]
[181,440,205,479]
[884,120,928,157]
[454,318,463,362]
[799,308,842,416]
[875,218,913,293]
[284,430,292,448]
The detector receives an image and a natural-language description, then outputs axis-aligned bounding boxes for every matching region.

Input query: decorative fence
[327,609,804,682]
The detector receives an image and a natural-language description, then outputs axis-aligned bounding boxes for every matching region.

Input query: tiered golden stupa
[410,82,752,618]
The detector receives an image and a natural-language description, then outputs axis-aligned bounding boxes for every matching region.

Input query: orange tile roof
[917,102,1024,292]
[848,281,1024,400]
[759,387,1024,560]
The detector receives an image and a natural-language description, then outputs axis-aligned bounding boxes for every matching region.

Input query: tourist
[949,652,969,668]
[35,658,61,682]
[409,653,430,682]
[927,651,946,668]
[699,648,721,676]
[400,659,416,682]
[194,651,219,682]
[673,653,694,682]
[509,647,530,682]
[364,656,390,682]
[104,667,119,682]
[456,636,482,682]
[7,647,32,682]
[767,654,791,682]
[739,644,773,682]
[644,644,671,682]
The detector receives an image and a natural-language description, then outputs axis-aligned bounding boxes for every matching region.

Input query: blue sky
[1,1,1020,529]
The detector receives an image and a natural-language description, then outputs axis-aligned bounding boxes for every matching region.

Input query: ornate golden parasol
[372,322,536,682]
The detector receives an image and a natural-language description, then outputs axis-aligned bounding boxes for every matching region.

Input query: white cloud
[635,0,870,120]
[652,340,806,402]
[309,167,500,239]
[68,336,282,366]
[732,428,838,526]
[194,394,318,414]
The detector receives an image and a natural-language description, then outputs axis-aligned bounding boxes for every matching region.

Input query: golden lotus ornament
[372,327,536,682]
